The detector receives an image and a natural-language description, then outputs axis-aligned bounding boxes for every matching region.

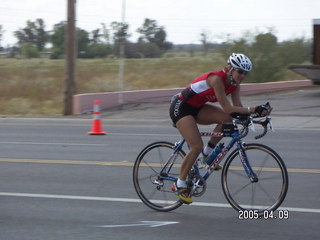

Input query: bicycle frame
[158,121,256,185]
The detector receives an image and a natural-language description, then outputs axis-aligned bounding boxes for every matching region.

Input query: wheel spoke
[230,181,252,197]
[227,169,249,179]
[140,160,159,174]
[256,182,278,204]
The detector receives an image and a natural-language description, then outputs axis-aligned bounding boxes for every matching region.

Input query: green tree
[252,33,278,56]
[111,21,130,56]
[79,28,113,58]
[137,18,172,52]
[200,30,213,56]
[50,21,93,59]
[14,18,48,51]
[249,33,283,82]
[21,43,39,58]
[278,38,311,65]
[111,21,130,44]
[77,29,90,58]
[126,42,162,58]
[90,29,101,45]
[83,43,112,58]
[100,23,111,45]
[50,22,65,59]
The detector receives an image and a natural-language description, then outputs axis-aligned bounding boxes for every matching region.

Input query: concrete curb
[73,79,313,114]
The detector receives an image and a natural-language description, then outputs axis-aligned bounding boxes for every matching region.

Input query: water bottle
[205,143,224,165]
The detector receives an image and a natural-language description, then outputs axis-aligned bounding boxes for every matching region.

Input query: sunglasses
[236,69,248,75]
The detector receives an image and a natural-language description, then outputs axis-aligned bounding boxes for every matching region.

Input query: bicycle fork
[238,142,258,183]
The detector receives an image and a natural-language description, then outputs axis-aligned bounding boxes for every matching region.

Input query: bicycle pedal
[171,183,177,192]
[196,158,206,169]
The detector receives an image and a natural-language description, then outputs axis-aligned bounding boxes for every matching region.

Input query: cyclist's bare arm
[206,75,253,114]
[231,86,243,107]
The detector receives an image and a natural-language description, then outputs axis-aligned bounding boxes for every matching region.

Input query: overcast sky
[0,0,319,46]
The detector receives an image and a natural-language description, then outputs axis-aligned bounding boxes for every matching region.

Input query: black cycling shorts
[169,95,201,125]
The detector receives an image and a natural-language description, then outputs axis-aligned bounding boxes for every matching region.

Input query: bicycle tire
[221,143,288,215]
[133,141,186,212]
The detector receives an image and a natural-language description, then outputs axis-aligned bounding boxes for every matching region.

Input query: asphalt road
[0,87,319,240]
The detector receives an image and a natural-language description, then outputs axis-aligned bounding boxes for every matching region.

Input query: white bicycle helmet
[227,53,253,72]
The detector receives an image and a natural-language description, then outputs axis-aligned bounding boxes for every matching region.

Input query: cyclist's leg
[196,104,232,145]
[170,98,203,182]
[176,115,203,181]
[175,115,202,204]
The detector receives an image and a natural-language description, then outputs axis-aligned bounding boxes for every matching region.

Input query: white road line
[0,142,108,146]
[110,132,180,137]
[97,221,179,228]
[0,192,319,214]
[0,192,142,202]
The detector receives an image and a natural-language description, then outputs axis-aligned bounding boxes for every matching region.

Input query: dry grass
[0,55,303,116]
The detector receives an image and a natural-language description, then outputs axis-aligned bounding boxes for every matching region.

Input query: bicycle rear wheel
[133,141,186,211]
[221,143,288,215]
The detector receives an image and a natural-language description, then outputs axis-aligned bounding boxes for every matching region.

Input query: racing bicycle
[133,113,288,215]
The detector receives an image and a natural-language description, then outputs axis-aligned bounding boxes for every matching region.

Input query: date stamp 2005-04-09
[238,210,289,220]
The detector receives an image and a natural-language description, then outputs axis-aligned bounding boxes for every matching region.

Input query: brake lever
[268,117,275,132]
[249,116,256,132]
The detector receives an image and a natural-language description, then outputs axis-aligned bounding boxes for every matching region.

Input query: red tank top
[179,70,237,107]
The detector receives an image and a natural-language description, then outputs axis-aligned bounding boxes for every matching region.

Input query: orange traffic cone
[88,100,107,135]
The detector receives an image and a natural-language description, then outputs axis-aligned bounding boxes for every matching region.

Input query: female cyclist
[169,53,271,204]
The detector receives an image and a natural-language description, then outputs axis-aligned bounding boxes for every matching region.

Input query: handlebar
[251,116,273,139]
[230,113,273,139]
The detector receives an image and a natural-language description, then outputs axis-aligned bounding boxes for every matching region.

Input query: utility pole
[118,0,126,105]
[64,0,76,115]
[313,19,320,65]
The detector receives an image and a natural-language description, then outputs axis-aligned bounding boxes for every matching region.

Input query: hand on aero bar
[254,102,272,117]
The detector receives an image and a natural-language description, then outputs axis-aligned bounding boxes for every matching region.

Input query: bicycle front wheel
[221,143,288,215]
[133,141,186,212]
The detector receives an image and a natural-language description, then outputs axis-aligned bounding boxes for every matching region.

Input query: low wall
[73,80,313,114]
